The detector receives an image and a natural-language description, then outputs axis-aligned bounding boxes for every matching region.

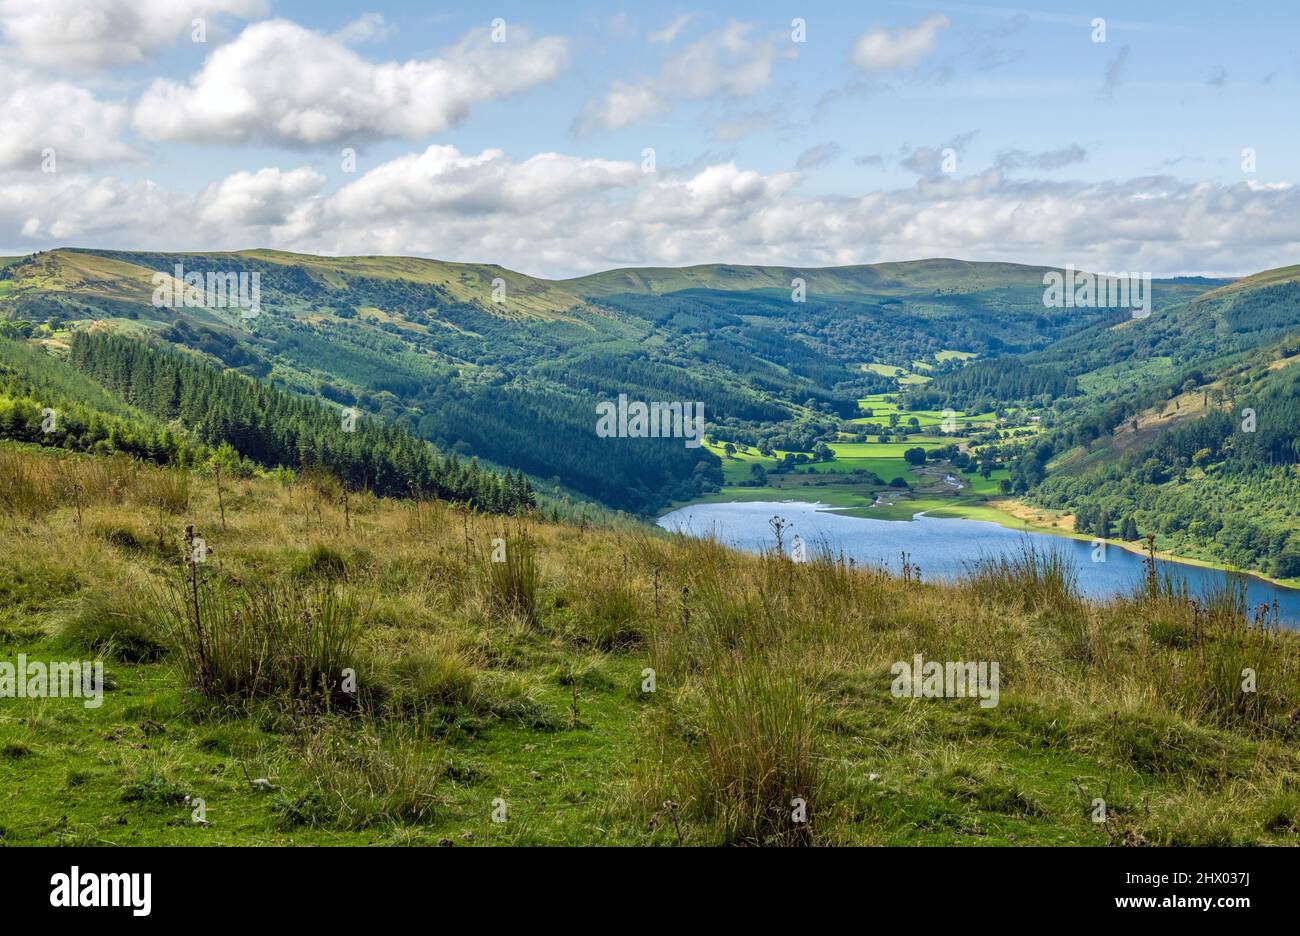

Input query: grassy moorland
[2,443,1300,846]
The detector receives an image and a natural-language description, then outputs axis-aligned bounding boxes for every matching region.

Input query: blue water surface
[657,501,1300,629]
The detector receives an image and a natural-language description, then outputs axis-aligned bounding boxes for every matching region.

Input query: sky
[2,0,1298,278]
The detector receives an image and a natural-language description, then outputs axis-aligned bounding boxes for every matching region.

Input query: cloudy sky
[3,0,1298,278]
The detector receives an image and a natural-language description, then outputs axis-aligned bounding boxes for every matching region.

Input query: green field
[852,394,997,430]
[863,362,908,377]
[702,414,1012,522]
[862,354,987,386]
[706,438,936,486]
[828,441,945,458]
[702,387,1013,520]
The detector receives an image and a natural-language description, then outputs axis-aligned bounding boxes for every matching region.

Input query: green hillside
[959,265,1300,582]
[564,258,1059,297]
[5,246,1300,585]
[1,249,1169,517]
[3,441,1299,846]
[4,248,1300,849]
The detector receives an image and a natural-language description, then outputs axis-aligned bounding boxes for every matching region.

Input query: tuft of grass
[151,576,364,706]
[963,540,1079,612]
[121,770,188,807]
[574,583,643,650]
[361,641,482,715]
[2,741,31,759]
[272,722,443,830]
[0,448,59,517]
[60,590,168,662]
[931,759,1044,817]
[292,543,349,581]
[478,536,539,626]
[91,522,145,553]
[133,467,190,514]
[1133,578,1300,735]
[691,655,827,845]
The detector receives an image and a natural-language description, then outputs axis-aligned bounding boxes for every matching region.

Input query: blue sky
[2,0,1298,277]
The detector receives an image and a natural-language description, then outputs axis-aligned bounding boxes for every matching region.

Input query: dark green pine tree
[63,330,528,513]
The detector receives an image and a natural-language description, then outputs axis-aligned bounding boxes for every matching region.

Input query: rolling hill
[0,248,1135,514]
[5,246,1296,540]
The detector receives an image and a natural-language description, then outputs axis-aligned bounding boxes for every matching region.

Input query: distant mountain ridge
[1,247,1242,308]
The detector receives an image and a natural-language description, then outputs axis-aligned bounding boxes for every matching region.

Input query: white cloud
[997,145,1087,171]
[850,14,949,72]
[0,0,264,69]
[649,14,694,44]
[332,13,395,46]
[197,166,325,233]
[579,82,670,132]
[898,131,979,176]
[0,174,178,243]
[4,150,1300,281]
[795,143,841,170]
[1101,44,1130,99]
[711,106,783,141]
[133,19,570,146]
[0,65,136,169]
[575,20,797,135]
[326,146,641,221]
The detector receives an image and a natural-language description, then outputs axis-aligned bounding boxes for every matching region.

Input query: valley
[4,248,1299,588]
[4,246,1300,849]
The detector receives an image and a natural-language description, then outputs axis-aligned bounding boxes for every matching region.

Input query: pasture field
[935,350,979,363]
[861,363,932,386]
[853,395,998,430]
[705,439,930,487]
[703,394,1013,520]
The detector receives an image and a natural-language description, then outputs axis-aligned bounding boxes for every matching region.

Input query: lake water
[657,500,1300,629]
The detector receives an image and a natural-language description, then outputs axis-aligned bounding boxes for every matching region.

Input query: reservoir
[657,500,1300,629]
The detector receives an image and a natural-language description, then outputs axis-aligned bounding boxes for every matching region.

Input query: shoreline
[986,497,1300,591]
[658,489,1300,593]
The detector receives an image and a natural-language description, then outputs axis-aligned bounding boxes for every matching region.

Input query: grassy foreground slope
[2,443,1300,846]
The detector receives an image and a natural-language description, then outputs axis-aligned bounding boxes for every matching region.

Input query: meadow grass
[2,443,1299,846]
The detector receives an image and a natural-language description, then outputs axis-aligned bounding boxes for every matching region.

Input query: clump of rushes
[693,653,825,846]
[0,447,59,518]
[962,539,1079,612]
[479,534,539,626]
[152,528,363,705]
[133,466,190,514]
[60,589,168,663]
[1141,577,1299,735]
[271,721,443,830]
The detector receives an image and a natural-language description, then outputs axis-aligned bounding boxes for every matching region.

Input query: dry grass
[4,443,1300,845]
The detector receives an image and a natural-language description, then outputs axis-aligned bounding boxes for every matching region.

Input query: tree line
[56,331,535,512]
